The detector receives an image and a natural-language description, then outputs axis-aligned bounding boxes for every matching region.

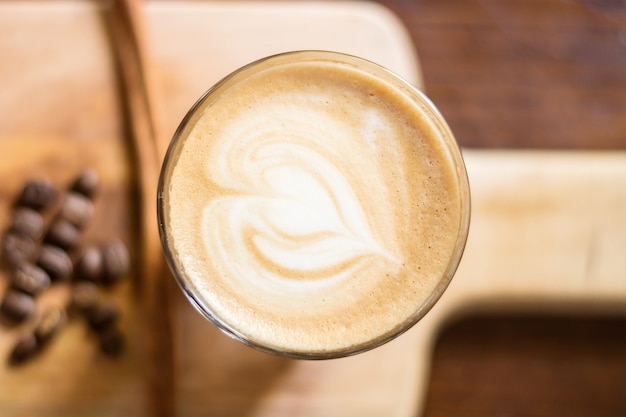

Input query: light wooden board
[0,2,625,417]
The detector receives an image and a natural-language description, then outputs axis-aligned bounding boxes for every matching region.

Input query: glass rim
[157,50,471,360]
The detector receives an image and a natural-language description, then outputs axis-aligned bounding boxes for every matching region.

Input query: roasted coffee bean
[71,169,99,198]
[101,240,129,285]
[75,245,104,283]
[34,306,67,344]
[11,263,51,296]
[45,217,81,250]
[17,179,57,210]
[99,326,125,357]
[0,290,35,322]
[69,281,100,314]
[37,244,73,281]
[58,192,93,228]
[10,207,45,240]
[2,232,37,266]
[87,301,119,332]
[8,333,39,365]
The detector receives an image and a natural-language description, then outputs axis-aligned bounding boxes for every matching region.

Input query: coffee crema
[158,51,469,358]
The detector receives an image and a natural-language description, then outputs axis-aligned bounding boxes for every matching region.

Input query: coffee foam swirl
[203,104,401,292]
[164,58,464,354]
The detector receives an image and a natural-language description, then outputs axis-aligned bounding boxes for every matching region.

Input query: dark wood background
[372,0,626,416]
[376,0,626,149]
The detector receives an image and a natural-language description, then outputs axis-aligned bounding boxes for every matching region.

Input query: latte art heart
[201,107,401,299]
[161,53,468,356]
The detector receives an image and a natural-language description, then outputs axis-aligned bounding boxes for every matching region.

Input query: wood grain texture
[103,0,175,415]
[376,0,626,149]
[424,314,626,417]
[370,2,626,415]
[0,3,146,414]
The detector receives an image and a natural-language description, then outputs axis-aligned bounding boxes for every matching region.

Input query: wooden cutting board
[0,2,625,417]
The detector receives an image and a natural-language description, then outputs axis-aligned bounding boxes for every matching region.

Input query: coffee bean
[17,179,57,210]
[2,232,37,266]
[99,326,125,357]
[8,333,39,365]
[1,290,35,323]
[75,246,104,283]
[37,244,73,281]
[87,300,119,332]
[45,217,82,250]
[71,169,99,198]
[69,281,100,315]
[59,192,93,228]
[101,240,129,285]
[10,207,45,240]
[11,263,51,296]
[34,306,67,344]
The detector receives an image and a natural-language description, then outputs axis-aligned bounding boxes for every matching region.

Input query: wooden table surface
[377,0,626,150]
[0,1,624,416]
[372,0,626,415]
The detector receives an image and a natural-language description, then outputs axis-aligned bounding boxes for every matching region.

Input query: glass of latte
[157,51,470,359]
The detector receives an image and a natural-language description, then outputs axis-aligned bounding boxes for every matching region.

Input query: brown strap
[103,1,175,415]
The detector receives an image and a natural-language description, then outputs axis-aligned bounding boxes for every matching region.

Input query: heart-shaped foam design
[201,105,401,303]
[164,57,467,353]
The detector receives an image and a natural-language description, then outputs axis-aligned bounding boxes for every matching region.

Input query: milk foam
[164,56,465,354]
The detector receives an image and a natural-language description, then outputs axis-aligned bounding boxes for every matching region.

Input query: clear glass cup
[157,51,470,359]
